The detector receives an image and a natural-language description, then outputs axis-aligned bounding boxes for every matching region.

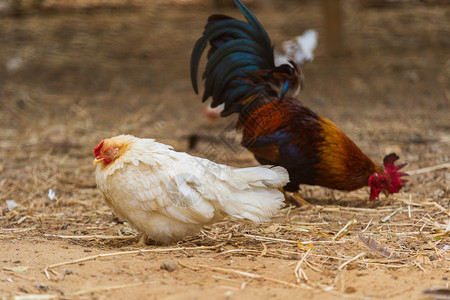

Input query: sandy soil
[0,0,449,299]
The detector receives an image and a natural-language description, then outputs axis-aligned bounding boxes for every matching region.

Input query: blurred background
[0,0,448,204]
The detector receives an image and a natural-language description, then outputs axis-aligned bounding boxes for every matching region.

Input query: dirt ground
[0,0,449,299]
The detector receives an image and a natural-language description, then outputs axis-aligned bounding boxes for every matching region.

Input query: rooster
[190,0,407,201]
[93,135,288,244]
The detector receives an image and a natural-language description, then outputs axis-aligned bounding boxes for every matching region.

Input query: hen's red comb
[383,153,408,194]
[93,141,104,157]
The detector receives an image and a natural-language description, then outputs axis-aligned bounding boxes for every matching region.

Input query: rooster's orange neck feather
[314,117,382,191]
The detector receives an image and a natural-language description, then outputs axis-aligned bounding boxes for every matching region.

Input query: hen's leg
[136,234,149,247]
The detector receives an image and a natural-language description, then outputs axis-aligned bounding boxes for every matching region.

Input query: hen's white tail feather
[234,166,290,188]
[222,165,289,222]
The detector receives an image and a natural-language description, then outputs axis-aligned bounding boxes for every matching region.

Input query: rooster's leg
[281,189,310,207]
[290,191,311,206]
[281,189,296,207]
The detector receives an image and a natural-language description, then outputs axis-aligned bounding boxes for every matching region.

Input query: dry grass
[4,173,449,296]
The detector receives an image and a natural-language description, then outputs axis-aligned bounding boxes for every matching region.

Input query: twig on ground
[44,243,225,280]
[407,163,450,176]
[381,207,403,223]
[72,281,157,296]
[361,219,373,232]
[243,234,343,245]
[333,218,357,241]
[44,234,136,240]
[408,195,412,218]
[338,252,366,271]
[294,248,313,283]
[178,261,310,289]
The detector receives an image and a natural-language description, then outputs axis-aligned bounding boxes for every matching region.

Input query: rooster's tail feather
[190,0,276,117]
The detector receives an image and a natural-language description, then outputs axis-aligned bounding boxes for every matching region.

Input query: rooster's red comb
[94,141,104,157]
[383,153,408,194]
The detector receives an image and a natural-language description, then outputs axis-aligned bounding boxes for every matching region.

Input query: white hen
[275,29,318,67]
[93,135,289,244]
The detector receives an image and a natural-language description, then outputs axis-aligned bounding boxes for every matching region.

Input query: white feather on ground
[94,135,289,244]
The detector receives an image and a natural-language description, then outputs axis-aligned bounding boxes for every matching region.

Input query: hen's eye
[104,149,112,155]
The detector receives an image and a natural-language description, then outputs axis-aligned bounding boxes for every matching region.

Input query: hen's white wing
[104,160,219,225]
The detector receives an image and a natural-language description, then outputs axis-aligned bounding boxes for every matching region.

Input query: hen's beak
[383,189,390,198]
[93,157,105,166]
